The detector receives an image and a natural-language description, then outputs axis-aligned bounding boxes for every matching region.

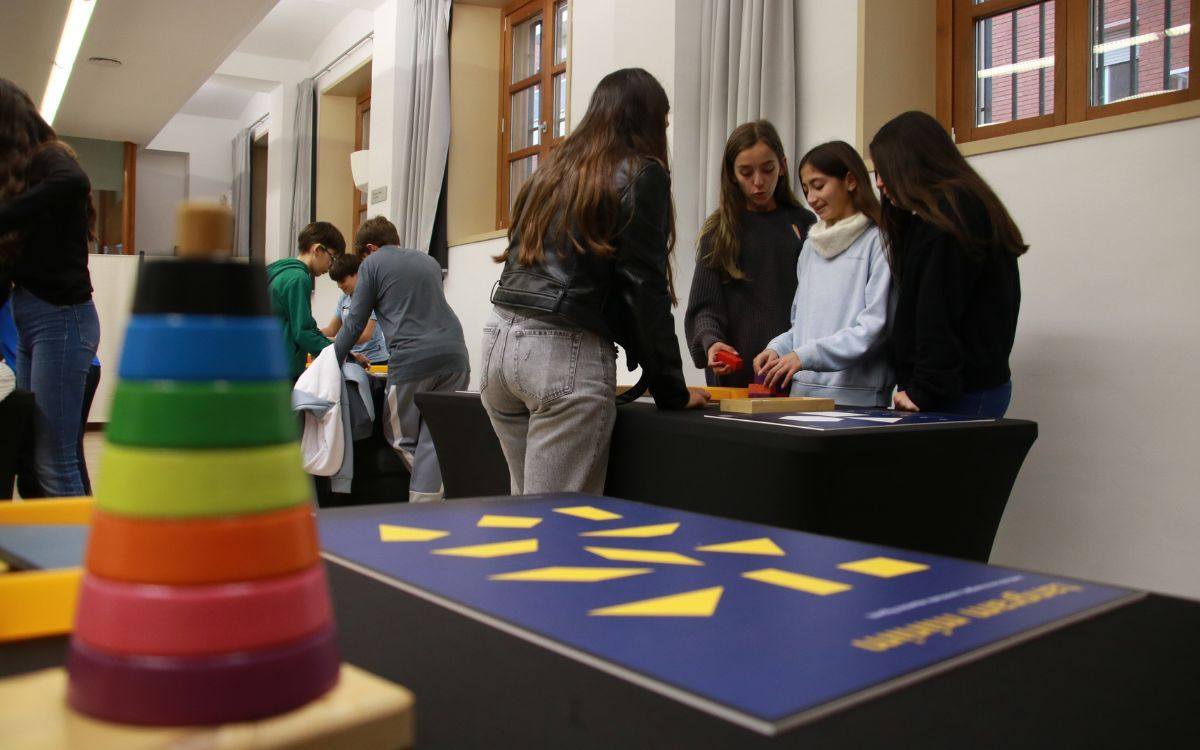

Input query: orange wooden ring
[86,505,319,585]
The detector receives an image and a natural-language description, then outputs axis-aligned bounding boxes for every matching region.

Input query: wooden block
[0,663,414,750]
[701,387,748,401]
[719,397,836,414]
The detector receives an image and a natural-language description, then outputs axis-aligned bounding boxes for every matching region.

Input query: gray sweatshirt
[334,246,469,385]
[766,224,894,407]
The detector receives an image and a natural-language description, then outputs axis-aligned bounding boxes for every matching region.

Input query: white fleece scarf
[807,212,871,259]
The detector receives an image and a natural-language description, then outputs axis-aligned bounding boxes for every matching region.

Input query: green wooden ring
[107,381,298,448]
[96,443,311,518]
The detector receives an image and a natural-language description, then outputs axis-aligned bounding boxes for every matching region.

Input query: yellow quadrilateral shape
[580,522,680,538]
[838,557,930,578]
[585,547,703,566]
[553,505,622,521]
[379,524,450,542]
[433,539,539,558]
[489,567,653,582]
[590,586,724,617]
[478,514,543,529]
[742,568,852,596]
[695,537,786,556]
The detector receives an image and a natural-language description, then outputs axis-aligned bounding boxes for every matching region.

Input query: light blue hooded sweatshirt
[766,216,894,407]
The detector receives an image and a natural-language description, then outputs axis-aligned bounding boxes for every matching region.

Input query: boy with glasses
[267,221,345,380]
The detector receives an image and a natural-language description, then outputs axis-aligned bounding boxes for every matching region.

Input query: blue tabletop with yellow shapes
[318,494,1137,734]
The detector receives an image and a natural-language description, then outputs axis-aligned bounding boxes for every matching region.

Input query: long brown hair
[0,78,96,261]
[503,68,675,266]
[869,111,1027,274]
[798,140,881,227]
[698,120,802,280]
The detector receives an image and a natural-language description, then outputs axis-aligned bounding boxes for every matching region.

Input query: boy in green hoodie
[266,222,345,379]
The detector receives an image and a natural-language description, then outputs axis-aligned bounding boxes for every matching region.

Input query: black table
[416,392,1038,561]
[7,564,1195,749]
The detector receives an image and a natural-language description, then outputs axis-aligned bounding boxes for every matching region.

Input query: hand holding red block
[714,350,743,372]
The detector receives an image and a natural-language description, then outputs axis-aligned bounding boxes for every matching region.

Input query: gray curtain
[694,0,801,229]
[230,128,252,258]
[395,0,452,254]
[289,78,316,257]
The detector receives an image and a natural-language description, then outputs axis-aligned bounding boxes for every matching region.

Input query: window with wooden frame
[497,0,569,228]
[942,0,1196,143]
[353,92,371,240]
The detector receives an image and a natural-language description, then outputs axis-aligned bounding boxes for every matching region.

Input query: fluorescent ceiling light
[1093,24,1192,55]
[977,55,1054,80]
[40,0,98,125]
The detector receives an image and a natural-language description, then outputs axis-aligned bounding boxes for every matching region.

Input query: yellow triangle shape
[489,566,652,582]
[432,538,538,558]
[585,546,703,566]
[553,505,622,521]
[580,522,680,538]
[478,514,543,529]
[695,537,785,556]
[590,586,724,617]
[379,524,450,542]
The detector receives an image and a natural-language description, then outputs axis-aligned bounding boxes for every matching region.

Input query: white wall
[148,113,242,204]
[87,255,141,422]
[444,236,507,388]
[975,118,1200,599]
[135,149,189,256]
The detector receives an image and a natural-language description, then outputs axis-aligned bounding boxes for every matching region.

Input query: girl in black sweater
[869,111,1026,417]
[685,121,815,388]
[0,78,99,496]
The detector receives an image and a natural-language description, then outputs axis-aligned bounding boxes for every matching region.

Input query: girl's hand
[707,341,740,376]
[761,352,802,392]
[752,348,779,375]
[685,386,712,409]
[893,390,920,412]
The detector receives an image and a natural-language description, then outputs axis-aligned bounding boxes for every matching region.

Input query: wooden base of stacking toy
[719,396,836,414]
[0,663,413,750]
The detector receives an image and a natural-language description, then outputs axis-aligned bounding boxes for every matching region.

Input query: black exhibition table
[5,566,1196,749]
[416,391,1038,561]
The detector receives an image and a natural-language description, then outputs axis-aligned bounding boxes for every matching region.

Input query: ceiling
[0,0,386,145]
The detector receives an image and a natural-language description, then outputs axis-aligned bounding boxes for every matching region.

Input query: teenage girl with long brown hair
[483,68,709,495]
[869,111,1026,417]
[0,78,100,496]
[685,120,816,388]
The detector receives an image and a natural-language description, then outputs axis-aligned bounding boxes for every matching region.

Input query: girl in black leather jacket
[482,68,709,495]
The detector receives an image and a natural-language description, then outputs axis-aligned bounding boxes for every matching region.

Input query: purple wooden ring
[67,625,340,726]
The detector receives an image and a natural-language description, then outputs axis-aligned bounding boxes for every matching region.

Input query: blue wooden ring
[119,315,288,381]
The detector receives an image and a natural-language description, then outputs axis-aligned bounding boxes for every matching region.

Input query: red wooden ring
[74,565,332,656]
[86,505,319,585]
[67,625,340,726]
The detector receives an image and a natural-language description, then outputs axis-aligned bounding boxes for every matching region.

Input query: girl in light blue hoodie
[753,141,894,407]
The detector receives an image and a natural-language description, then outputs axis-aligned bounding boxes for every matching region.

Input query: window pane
[510,84,542,151]
[509,154,539,215]
[553,73,567,138]
[361,106,370,149]
[512,13,542,83]
[1091,0,1190,106]
[975,1,1056,127]
[554,1,569,65]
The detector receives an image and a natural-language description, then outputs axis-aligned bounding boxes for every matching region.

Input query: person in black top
[685,121,816,387]
[0,78,100,496]
[869,111,1026,417]
[485,68,709,495]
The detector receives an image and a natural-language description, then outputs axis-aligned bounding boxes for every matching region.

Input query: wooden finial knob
[176,202,233,259]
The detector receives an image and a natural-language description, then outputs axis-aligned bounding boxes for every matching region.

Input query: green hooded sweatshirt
[266,257,330,377]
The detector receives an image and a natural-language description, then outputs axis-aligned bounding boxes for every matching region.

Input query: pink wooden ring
[73,565,332,656]
[67,625,340,726]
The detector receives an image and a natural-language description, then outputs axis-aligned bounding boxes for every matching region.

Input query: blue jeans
[939,381,1012,418]
[11,288,100,497]
[480,306,617,495]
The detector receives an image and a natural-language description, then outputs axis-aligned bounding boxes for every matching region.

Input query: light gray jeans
[480,305,617,495]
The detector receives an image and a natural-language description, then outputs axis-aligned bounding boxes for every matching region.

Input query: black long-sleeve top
[684,205,815,387]
[890,200,1021,410]
[0,145,94,306]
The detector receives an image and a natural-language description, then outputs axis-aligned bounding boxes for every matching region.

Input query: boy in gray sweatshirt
[334,216,469,502]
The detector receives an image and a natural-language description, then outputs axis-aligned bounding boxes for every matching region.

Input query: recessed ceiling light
[88,57,122,68]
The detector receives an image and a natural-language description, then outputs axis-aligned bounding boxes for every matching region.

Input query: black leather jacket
[491,158,689,409]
